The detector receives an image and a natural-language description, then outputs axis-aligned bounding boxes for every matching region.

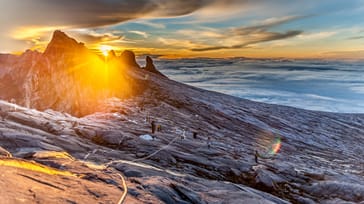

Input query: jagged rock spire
[144,56,166,77]
[119,50,140,68]
[43,30,85,56]
[108,50,117,58]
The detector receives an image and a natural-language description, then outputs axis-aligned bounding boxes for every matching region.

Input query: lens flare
[255,131,282,159]
[268,137,281,155]
[100,45,112,57]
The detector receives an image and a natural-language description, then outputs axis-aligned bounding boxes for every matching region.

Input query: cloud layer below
[152,58,364,113]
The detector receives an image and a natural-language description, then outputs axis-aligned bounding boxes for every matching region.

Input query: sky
[1,0,364,59]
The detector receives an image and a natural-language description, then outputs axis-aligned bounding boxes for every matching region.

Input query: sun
[100,45,112,57]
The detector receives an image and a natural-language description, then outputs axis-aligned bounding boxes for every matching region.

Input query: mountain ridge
[0,30,161,116]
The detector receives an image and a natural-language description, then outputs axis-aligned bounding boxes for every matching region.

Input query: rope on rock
[105,131,183,168]
[131,135,180,162]
[116,173,128,204]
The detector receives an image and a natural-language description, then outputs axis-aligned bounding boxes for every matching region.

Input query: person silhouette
[151,121,156,134]
[193,132,198,139]
[255,150,259,163]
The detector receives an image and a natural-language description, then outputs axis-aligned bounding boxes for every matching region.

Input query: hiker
[0,107,3,121]
[157,125,162,132]
[151,121,156,134]
[255,150,259,163]
[207,137,211,149]
[140,102,145,111]
[181,130,186,140]
[145,113,150,123]
[193,132,198,139]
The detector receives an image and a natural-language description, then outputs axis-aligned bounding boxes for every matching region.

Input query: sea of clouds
[150,58,364,113]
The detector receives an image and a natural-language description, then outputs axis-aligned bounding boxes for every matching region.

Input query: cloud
[68,30,124,44]
[189,16,305,51]
[1,0,241,29]
[232,15,305,35]
[348,36,364,40]
[134,20,166,29]
[350,86,364,94]
[321,50,364,59]
[158,37,206,49]
[0,0,244,52]
[1,0,361,58]
[177,29,224,38]
[297,31,336,40]
[128,31,149,38]
[193,31,302,51]
[157,58,364,112]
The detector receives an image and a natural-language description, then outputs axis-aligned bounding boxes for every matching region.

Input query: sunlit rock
[0,30,363,203]
[119,50,140,68]
[144,56,166,77]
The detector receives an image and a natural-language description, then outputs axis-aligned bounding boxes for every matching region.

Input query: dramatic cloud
[232,16,305,35]
[192,31,302,51]
[68,31,124,44]
[156,58,364,112]
[190,16,304,51]
[0,0,243,29]
[0,0,245,51]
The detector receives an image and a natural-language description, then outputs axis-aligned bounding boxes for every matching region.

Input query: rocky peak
[43,30,85,57]
[108,50,117,58]
[119,50,140,68]
[146,56,154,67]
[144,56,167,77]
[0,31,164,116]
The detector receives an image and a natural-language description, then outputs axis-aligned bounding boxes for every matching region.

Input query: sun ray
[100,45,112,57]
